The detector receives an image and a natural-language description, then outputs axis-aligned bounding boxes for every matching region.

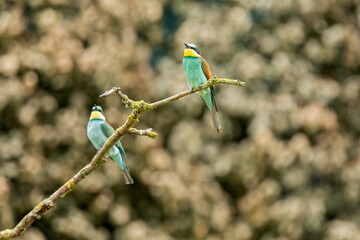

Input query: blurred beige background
[0,0,360,239]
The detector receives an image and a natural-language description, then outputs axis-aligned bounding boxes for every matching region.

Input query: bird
[183,42,221,133]
[87,104,133,184]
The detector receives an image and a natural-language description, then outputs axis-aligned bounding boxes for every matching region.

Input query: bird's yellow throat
[184,48,199,58]
[90,111,105,120]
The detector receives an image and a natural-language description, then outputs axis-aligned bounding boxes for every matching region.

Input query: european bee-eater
[183,42,221,133]
[87,105,133,184]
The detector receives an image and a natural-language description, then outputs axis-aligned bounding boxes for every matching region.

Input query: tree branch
[100,77,246,110]
[0,76,245,239]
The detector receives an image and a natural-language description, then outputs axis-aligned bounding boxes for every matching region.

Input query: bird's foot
[191,87,197,93]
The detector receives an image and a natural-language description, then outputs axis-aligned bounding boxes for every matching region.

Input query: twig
[0,76,245,239]
[127,128,158,139]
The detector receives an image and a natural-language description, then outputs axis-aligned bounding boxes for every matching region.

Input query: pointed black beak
[184,42,190,48]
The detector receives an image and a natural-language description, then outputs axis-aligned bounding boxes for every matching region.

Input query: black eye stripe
[191,47,200,54]
[93,106,103,112]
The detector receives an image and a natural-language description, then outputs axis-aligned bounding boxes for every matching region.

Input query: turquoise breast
[87,120,106,150]
[183,57,208,89]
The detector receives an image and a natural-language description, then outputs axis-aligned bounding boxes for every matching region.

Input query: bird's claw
[191,88,197,93]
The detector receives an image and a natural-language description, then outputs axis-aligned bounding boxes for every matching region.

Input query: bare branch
[0,76,245,239]
[99,87,120,98]
[127,128,158,139]
[100,87,142,109]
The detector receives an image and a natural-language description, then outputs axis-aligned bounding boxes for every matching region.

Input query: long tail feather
[122,169,134,185]
[119,156,134,184]
[211,107,221,133]
[111,153,134,184]
[200,90,221,133]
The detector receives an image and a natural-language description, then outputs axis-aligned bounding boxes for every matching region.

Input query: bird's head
[184,42,201,58]
[90,104,105,120]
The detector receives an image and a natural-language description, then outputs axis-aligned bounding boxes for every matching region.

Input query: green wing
[100,122,129,161]
[100,121,115,138]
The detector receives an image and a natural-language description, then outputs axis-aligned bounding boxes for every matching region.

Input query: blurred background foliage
[0,0,360,239]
